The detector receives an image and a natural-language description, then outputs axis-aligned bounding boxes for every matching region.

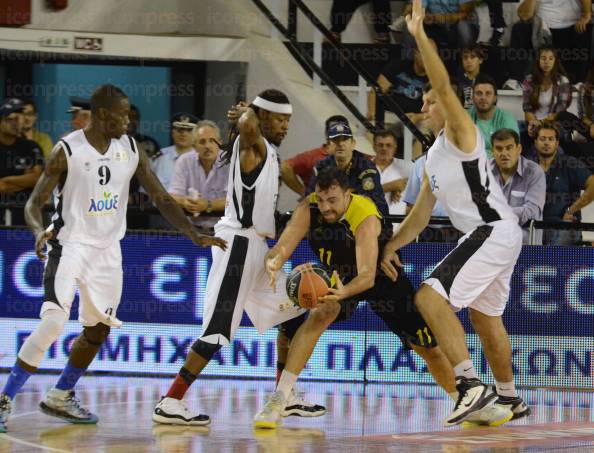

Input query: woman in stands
[522,46,572,141]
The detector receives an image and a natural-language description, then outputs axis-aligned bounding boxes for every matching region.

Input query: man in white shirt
[507,0,592,84]
[372,129,411,217]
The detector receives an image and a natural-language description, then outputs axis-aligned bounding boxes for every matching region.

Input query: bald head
[89,84,130,138]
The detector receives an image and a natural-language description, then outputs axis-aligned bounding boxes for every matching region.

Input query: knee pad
[82,323,111,346]
[191,339,222,361]
[278,312,307,341]
[18,308,68,368]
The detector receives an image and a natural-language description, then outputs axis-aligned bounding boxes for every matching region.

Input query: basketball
[286,263,331,309]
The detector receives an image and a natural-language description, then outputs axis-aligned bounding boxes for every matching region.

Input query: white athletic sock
[448,391,459,401]
[495,381,517,398]
[276,370,298,400]
[453,360,479,380]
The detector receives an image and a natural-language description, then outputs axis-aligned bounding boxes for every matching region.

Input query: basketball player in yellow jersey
[0,84,225,433]
[258,166,456,426]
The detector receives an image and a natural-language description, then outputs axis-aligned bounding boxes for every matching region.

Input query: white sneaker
[282,389,326,417]
[39,388,97,424]
[461,403,514,428]
[152,397,210,426]
[503,79,522,91]
[254,391,285,429]
[444,377,498,427]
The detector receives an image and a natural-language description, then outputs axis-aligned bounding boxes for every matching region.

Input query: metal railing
[249,0,432,151]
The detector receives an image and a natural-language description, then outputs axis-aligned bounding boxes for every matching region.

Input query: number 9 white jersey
[49,129,139,248]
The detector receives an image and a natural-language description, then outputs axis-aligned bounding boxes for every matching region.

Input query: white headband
[252,96,292,115]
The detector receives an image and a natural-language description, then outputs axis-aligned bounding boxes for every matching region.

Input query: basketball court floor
[0,374,592,452]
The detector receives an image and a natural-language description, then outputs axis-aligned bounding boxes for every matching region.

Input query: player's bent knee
[82,323,111,346]
[191,339,221,361]
[18,308,68,368]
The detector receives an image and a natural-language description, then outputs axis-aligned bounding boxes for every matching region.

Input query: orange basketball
[286,263,331,309]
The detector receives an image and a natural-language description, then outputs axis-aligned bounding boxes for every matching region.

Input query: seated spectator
[151,113,198,191]
[490,129,546,244]
[368,39,436,125]
[280,115,346,196]
[169,120,229,232]
[0,99,43,226]
[372,129,411,216]
[467,74,519,157]
[556,62,594,167]
[329,0,392,44]
[401,152,459,242]
[308,122,389,217]
[67,97,91,131]
[527,121,594,245]
[483,0,506,46]
[128,104,160,159]
[402,0,479,52]
[21,100,53,159]
[458,44,485,109]
[508,0,591,85]
[522,46,571,140]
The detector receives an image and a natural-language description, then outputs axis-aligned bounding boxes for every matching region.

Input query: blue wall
[32,64,171,147]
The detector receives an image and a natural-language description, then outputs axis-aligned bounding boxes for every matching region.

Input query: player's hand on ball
[318,271,345,304]
[191,232,227,250]
[35,230,53,260]
[264,253,283,292]
[380,244,403,282]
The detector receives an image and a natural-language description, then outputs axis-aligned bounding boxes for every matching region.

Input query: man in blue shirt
[528,121,594,245]
[308,122,389,218]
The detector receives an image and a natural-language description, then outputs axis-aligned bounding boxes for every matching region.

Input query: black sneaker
[489,28,505,47]
[445,377,498,426]
[497,395,531,420]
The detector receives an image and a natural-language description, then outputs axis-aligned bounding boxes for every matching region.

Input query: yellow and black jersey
[307,193,391,284]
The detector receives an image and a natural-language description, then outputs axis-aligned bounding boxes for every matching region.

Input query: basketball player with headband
[153,89,325,428]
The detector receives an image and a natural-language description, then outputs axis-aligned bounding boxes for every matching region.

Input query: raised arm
[135,144,226,250]
[407,0,476,152]
[25,143,68,259]
[238,107,266,152]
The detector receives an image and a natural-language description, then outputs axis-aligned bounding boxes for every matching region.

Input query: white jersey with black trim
[50,129,139,248]
[424,126,517,234]
[217,136,279,238]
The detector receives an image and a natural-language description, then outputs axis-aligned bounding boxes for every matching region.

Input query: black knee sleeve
[191,339,222,361]
[82,323,111,346]
[278,312,307,341]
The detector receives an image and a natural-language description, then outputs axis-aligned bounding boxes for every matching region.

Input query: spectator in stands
[507,0,592,85]
[128,104,160,159]
[490,128,546,244]
[528,121,594,245]
[401,0,479,51]
[368,39,436,124]
[555,62,594,167]
[468,74,519,157]
[329,0,392,44]
[169,120,229,232]
[280,115,345,196]
[372,129,411,216]
[308,122,389,217]
[458,44,485,109]
[151,113,198,191]
[483,0,506,47]
[522,46,572,143]
[67,97,91,131]
[21,100,52,159]
[0,98,43,226]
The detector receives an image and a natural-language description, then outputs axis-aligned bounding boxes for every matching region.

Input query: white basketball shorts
[199,225,305,346]
[41,240,123,327]
[423,219,522,316]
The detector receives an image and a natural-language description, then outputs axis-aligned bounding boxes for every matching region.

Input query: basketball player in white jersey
[381,0,530,427]
[0,84,226,433]
[153,89,324,428]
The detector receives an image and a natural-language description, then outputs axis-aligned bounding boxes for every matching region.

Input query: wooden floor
[0,374,593,452]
